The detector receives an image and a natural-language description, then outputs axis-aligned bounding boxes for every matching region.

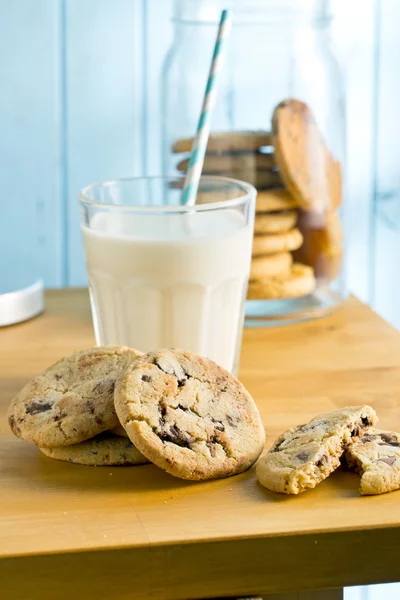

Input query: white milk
[82,209,252,372]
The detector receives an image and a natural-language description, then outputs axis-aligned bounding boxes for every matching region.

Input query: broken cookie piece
[256,406,377,494]
[344,428,400,495]
[114,349,265,480]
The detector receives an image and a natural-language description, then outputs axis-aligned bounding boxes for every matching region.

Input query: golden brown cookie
[40,433,149,466]
[252,229,303,256]
[114,349,265,481]
[247,264,316,300]
[172,130,272,153]
[272,99,342,212]
[256,406,377,494]
[8,346,143,448]
[254,211,297,235]
[345,429,400,495]
[256,188,299,213]
[176,152,275,174]
[250,252,292,281]
[293,210,343,281]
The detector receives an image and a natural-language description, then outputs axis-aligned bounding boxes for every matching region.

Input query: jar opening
[172,0,332,26]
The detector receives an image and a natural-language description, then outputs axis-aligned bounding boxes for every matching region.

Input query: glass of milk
[79,176,256,374]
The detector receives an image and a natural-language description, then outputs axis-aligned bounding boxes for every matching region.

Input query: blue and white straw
[181,9,233,206]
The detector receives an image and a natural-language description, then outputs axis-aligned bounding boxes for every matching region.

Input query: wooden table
[1,290,400,600]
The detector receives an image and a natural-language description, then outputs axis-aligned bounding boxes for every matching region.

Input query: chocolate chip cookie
[256,406,377,494]
[8,346,142,448]
[115,349,265,481]
[40,432,149,466]
[344,429,400,495]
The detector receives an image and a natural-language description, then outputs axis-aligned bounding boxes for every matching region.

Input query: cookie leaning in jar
[114,349,265,481]
[272,98,342,213]
[256,406,377,494]
[293,210,343,282]
[8,346,143,448]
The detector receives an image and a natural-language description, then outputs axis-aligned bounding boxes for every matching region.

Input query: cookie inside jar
[171,100,345,325]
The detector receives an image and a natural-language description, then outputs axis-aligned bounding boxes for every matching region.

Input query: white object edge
[0,280,44,327]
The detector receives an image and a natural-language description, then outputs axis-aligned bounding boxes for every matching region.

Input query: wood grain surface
[1,289,400,599]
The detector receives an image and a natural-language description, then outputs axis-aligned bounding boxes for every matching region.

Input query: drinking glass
[79,175,256,374]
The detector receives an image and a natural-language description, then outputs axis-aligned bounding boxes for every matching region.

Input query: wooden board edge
[1,527,400,599]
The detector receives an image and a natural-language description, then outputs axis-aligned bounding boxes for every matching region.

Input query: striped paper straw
[181,9,233,206]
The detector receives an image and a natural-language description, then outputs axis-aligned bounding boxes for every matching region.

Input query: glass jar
[161,0,347,325]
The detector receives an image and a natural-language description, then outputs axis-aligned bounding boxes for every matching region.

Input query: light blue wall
[0,0,146,289]
[0,1,64,290]
[1,0,399,331]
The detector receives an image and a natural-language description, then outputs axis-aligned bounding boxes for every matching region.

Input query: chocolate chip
[86,400,95,415]
[26,400,54,415]
[378,433,400,447]
[54,374,63,381]
[8,414,20,435]
[299,422,318,433]
[361,417,371,427]
[316,454,328,468]
[226,415,238,427]
[207,441,216,457]
[177,379,186,388]
[141,374,151,382]
[158,404,167,426]
[360,434,378,443]
[92,379,115,396]
[177,404,188,412]
[211,418,225,432]
[272,440,284,453]
[95,416,103,426]
[158,424,192,449]
[377,457,396,467]
[155,360,171,375]
[296,451,309,462]
[351,426,360,437]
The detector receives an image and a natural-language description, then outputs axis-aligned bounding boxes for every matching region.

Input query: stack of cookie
[8,346,265,481]
[172,98,344,302]
[248,188,315,300]
[172,129,314,301]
